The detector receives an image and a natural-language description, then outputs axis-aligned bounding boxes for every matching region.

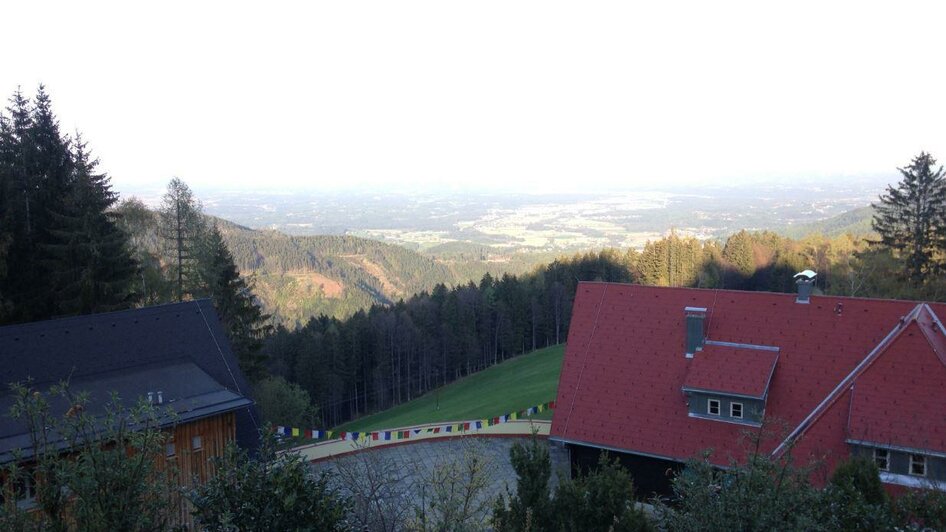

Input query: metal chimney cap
[794,270,817,281]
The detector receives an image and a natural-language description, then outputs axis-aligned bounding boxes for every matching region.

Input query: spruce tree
[0,88,41,322]
[45,135,138,314]
[0,86,139,323]
[872,152,946,284]
[197,224,272,380]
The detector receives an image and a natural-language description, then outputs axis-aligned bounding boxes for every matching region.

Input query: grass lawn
[334,344,564,432]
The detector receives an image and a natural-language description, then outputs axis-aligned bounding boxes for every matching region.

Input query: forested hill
[781,205,875,239]
[215,220,459,322]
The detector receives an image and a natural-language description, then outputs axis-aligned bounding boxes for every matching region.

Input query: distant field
[335,344,565,432]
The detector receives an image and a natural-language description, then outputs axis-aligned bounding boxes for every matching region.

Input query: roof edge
[681,386,766,401]
[846,439,946,459]
[550,436,685,464]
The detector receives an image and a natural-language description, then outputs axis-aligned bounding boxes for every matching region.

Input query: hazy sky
[3,1,945,194]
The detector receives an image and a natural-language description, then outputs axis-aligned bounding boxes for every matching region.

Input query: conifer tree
[158,177,205,301]
[197,224,272,380]
[0,86,138,322]
[0,88,42,321]
[46,136,138,314]
[872,151,946,284]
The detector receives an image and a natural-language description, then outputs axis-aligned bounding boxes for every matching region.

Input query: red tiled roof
[682,343,779,399]
[550,283,946,479]
[846,308,946,454]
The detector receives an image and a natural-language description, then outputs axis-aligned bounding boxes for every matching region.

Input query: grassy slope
[335,344,565,432]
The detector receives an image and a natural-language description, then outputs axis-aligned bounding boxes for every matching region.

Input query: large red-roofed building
[550,281,946,497]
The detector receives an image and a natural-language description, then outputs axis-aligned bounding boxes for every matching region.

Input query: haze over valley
[126,176,886,256]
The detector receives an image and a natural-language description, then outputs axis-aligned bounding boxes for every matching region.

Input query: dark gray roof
[0,300,260,460]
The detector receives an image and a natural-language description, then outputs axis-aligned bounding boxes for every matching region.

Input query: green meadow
[335,344,565,432]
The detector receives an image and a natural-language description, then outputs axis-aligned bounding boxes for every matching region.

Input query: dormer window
[682,341,778,427]
[707,399,720,416]
[874,448,889,471]
[910,454,927,476]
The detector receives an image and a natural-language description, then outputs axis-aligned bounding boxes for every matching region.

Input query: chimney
[794,270,817,304]
[684,307,707,358]
[157,391,164,404]
[147,391,154,404]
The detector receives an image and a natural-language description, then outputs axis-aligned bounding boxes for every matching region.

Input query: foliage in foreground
[410,439,493,532]
[0,383,178,531]
[187,431,349,531]
[493,434,650,532]
[655,436,946,532]
[654,448,824,532]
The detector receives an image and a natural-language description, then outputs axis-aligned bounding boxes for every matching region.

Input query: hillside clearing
[335,344,565,432]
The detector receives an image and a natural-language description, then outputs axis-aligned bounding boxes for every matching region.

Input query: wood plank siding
[160,411,238,527]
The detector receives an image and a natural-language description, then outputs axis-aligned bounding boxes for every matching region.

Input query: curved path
[308,431,571,530]
[293,419,552,462]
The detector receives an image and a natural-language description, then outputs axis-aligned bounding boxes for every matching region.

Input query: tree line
[265,221,920,428]
[0,87,270,381]
[264,250,633,427]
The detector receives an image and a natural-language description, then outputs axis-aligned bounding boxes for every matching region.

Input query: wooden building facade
[0,301,259,526]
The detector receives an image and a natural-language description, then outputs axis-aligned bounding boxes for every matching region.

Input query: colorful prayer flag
[292,427,300,437]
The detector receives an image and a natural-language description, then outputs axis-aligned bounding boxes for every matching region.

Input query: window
[166,442,176,457]
[707,399,720,416]
[874,448,889,471]
[192,435,202,451]
[13,469,36,509]
[910,454,926,476]
[730,402,743,419]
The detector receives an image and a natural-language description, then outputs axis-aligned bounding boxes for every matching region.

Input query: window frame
[910,454,927,477]
[730,402,744,419]
[707,399,721,416]
[874,448,889,471]
[11,468,37,509]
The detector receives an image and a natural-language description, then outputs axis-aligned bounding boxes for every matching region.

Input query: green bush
[187,432,349,531]
[553,453,651,532]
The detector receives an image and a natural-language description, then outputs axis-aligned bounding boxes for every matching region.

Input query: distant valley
[125,178,888,324]
[130,178,889,253]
